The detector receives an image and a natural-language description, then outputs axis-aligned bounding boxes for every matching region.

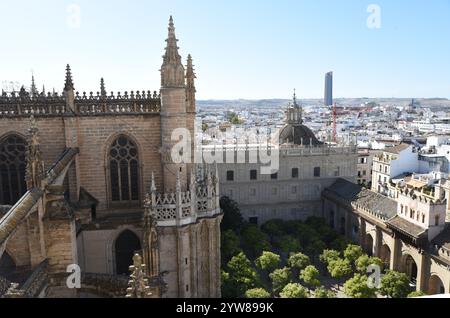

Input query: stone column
[374,226,382,258]
[207,220,215,297]
[189,225,198,298]
[344,210,351,239]
[358,217,366,249]
[390,235,400,271]
[416,252,427,292]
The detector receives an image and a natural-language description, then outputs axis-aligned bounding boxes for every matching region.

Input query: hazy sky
[0,0,449,99]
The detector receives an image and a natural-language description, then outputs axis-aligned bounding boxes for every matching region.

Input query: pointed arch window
[0,135,27,205]
[109,135,140,202]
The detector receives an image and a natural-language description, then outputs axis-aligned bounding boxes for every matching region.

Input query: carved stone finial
[190,167,196,190]
[186,54,196,112]
[151,172,157,193]
[176,170,181,193]
[64,64,74,91]
[125,253,153,298]
[30,74,37,98]
[3,283,26,298]
[100,78,106,98]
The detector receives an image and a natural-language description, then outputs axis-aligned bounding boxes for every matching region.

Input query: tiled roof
[384,143,410,154]
[386,216,427,239]
[324,179,397,220]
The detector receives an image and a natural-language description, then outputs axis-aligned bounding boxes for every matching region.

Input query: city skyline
[0,0,449,100]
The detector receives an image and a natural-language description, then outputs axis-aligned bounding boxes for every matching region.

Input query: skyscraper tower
[324,71,333,106]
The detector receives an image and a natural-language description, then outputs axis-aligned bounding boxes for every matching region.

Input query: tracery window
[0,135,27,205]
[109,135,140,202]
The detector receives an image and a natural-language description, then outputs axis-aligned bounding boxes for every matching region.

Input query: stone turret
[160,16,188,192]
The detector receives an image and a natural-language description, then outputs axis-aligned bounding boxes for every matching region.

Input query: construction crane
[332,102,337,143]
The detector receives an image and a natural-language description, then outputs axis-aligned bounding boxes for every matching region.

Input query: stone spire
[161,16,185,88]
[186,54,196,113]
[64,64,74,91]
[25,115,44,189]
[100,78,106,98]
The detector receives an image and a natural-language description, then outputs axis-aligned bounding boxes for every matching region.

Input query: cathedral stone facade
[0,17,222,298]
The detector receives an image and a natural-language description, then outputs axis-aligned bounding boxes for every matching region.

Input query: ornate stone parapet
[0,90,161,117]
[148,171,221,228]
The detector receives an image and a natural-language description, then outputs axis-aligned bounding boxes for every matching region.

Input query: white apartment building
[371,143,419,197]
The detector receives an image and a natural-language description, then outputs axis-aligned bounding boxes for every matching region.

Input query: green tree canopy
[220,196,244,233]
[329,236,350,251]
[407,291,427,298]
[221,229,242,264]
[327,258,353,280]
[261,219,285,238]
[320,249,341,265]
[344,273,377,298]
[304,239,327,256]
[355,255,383,273]
[201,122,209,132]
[269,267,292,296]
[226,252,260,296]
[279,283,308,299]
[343,244,364,264]
[221,270,241,298]
[380,271,412,298]
[245,288,271,298]
[300,265,321,288]
[295,223,320,247]
[277,235,301,254]
[241,224,271,258]
[288,252,310,271]
[314,286,336,298]
[255,251,281,272]
[227,112,243,125]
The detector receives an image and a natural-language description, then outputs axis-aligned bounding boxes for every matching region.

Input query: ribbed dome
[279,124,322,146]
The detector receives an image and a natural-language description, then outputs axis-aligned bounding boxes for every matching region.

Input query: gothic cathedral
[0,17,222,298]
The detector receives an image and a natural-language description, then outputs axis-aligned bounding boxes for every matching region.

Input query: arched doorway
[402,255,418,286]
[380,244,391,268]
[364,234,374,256]
[428,275,445,295]
[114,230,141,275]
